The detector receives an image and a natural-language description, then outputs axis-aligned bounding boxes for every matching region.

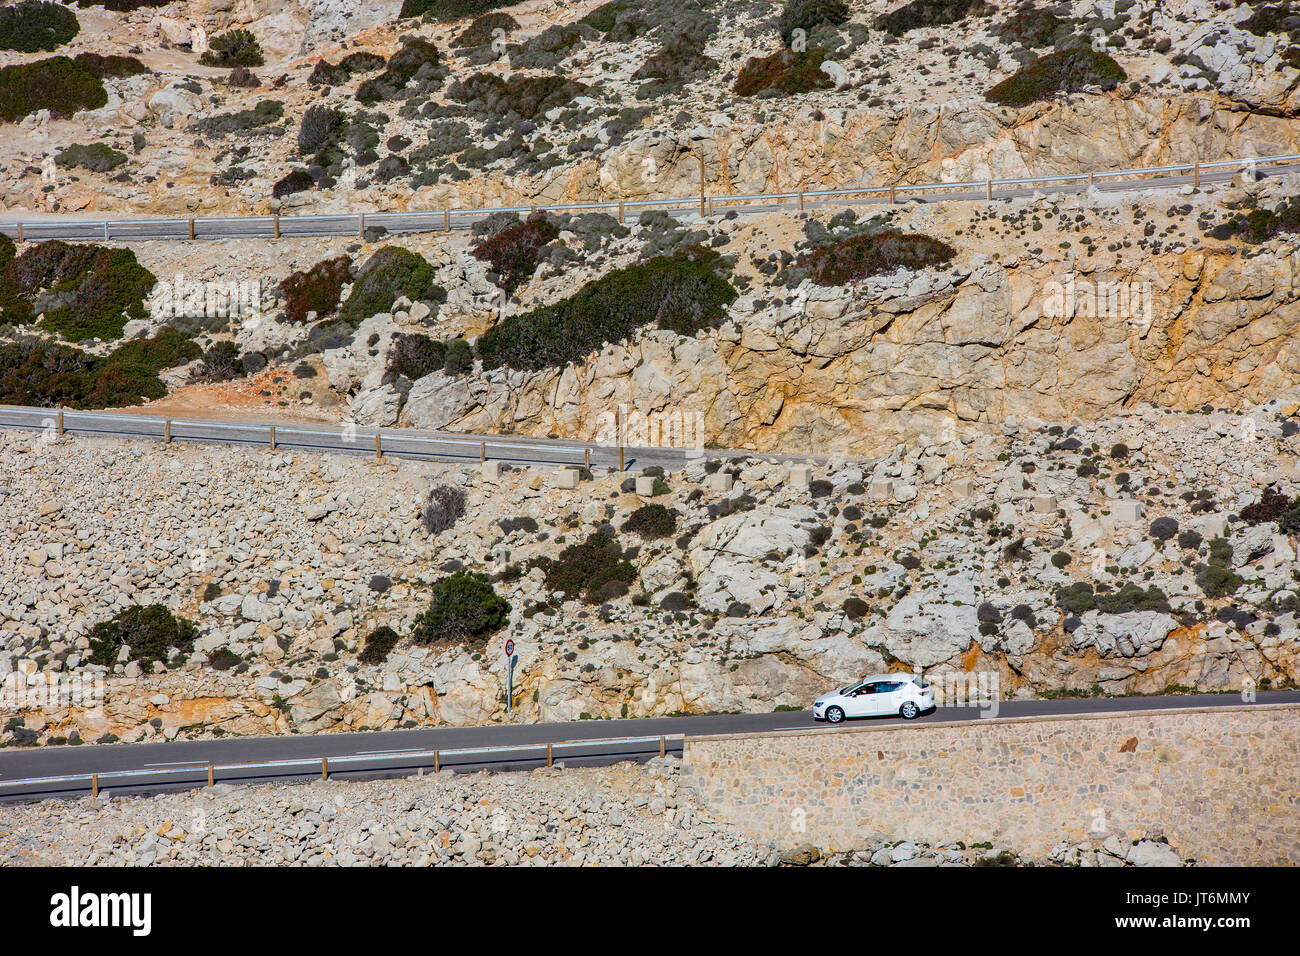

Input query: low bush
[533,530,637,604]
[55,142,127,173]
[0,239,155,340]
[442,338,473,375]
[876,0,993,36]
[472,213,559,294]
[272,168,314,199]
[623,503,678,538]
[359,625,401,664]
[454,11,519,46]
[73,51,148,78]
[357,37,445,102]
[1206,196,1300,244]
[778,0,849,44]
[0,1,79,53]
[421,485,467,535]
[1148,516,1179,541]
[411,570,511,646]
[842,596,869,619]
[446,70,586,120]
[996,2,1064,47]
[387,332,444,380]
[0,329,198,408]
[297,105,348,155]
[734,47,834,96]
[308,51,385,86]
[1197,537,1243,599]
[338,247,444,327]
[199,28,264,68]
[401,0,522,22]
[195,340,243,382]
[87,604,198,669]
[986,48,1125,106]
[192,99,284,135]
[795,229,954,285]
[279,255,353,323]
[475,248,736,372]
[634,32,714,97]
[0,56,106,123]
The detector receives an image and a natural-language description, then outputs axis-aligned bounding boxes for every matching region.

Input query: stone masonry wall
[681,704,1300,864]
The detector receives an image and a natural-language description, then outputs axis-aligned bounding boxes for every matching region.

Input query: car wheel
[900,701,919,720]
[825,706,845,724]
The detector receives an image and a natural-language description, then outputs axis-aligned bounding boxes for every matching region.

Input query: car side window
[861,682,879,695]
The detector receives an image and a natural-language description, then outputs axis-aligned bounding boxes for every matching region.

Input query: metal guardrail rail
[0,734,686,798]
[3,153,1296,243]
[0,403,621,469]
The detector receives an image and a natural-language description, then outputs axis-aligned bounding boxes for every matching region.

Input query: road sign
[505,639,515,657]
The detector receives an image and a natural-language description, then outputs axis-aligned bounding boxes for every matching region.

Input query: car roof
[854,673,917,684]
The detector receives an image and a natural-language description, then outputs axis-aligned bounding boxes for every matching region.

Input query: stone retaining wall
[681,704,1300,864]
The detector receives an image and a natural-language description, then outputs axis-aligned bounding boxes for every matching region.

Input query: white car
[812,674,935,723]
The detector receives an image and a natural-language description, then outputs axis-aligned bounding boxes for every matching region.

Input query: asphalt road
[2,691,1294,802]
[3,161,1296,243]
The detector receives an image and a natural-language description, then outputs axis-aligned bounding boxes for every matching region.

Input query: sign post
[505,639,516,713]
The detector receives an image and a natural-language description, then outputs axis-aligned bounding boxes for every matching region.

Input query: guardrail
[4,153,1297,243]
[0,403,616,469]
[0,734,685,799]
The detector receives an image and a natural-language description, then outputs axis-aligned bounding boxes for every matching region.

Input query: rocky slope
[0,756,1198,866]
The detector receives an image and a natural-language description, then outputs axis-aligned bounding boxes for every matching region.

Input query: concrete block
[1109,499,1144,523]
[481,461,502,481]
[554,468,579,490]
[635,475,657,496]
[1201,513,1227,540]
[868,479,894,502]
[704,472,733,493]
[788,465,811,490]
[1031,494,1058,514]
[950,478,975,498]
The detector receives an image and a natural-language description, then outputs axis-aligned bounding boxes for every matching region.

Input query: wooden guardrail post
[188,218,195,240]
[479,440,485,463]
[57,406,64,436]
[986,179,993,201]
[618,200,624,224]
[546,743,553,767]
[798,191,804,213]
[584,447,590,469]
[273,215,281,239]
[358,212,365,238]
[707,196,714,218]
[618,443,624,472]
[1193,161,1200,188]
[91,774,98,797]
[15,222,22,243]
[164,419,171,443]
[269,425,276,450]
[889,184,897,204]
[321,757,328,780]
[433,751,440,773]
[375,433,383,459]
[659,736,665,758]
[207,764,214,787]
[444,208,450,232]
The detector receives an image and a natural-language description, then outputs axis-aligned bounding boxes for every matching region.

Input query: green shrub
[1206,196,1300,244]
[73,51,148,78]
[580,1,629,32]
[388,332,445,380]
[272,168,314,199]
[0,1,79,52]
[634,32,714,97]
[192,99,283,135]
[401,0,523,22]
[533,530,637,604]
[996,3,1064,47]
[55,142,127,173]
[795,229,955,285]
[0,330,197,408]
[421,484,467,535]
[71,0,170,9]
[338,247,444,327]
[308,51,385,85]
[279,255,353,323]
[842,596,869,619]
[475,249,736,372]
[986,48,1126,105]
[1050,551,1071,568]
[359,625,401,664]
[411,570,511,646]
[454,11,519,46]
[356,37,444,102]
[297,105,348,154]
[877,0,993,36]
[734,46,833,96]
[200,28,264,68]
[623,503,678,538]
[0,56,106,123]
[0,239,155,340]
[472,213,559,294]
[1054,581,1096,614]
[87,604,198,668]
[196,340,243,382]
[1095,583,1170,614]
[446,70,587,120]
[442,338,473,375]
[778,0,849,44]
